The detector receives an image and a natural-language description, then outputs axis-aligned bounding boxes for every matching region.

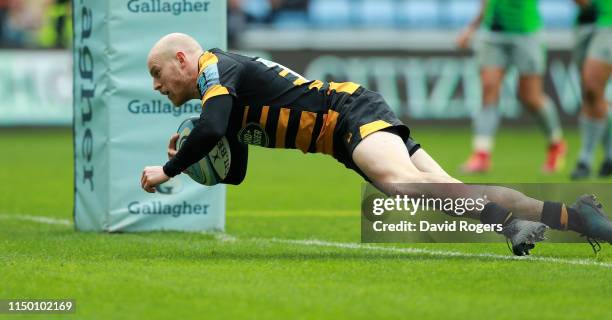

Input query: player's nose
[153,79,162,91]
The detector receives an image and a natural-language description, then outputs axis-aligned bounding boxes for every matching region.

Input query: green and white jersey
[483,0,542,33]
[595,0,612,27]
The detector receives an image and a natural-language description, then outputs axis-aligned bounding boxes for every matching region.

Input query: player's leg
[408,137,478,221]
[570,24,598,179]
[462,67,505,173]
[353,130,612,247]
[406,139,452,179]
[408,137,549,254]
[517,75,566,173]
[406,138,553,222]
[573,60,610,179]
[601,100,612,177]
[409,137,542,218]
[572,28,612,179]
[354,130,544,219]
[589,30,612,177]
[514,34,566,173]
[462,36,507,173]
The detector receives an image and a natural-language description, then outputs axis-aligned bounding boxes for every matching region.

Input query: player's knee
[482,93,501,106]
[482,84,500,102]
[582,81,603,105]
[517,92,540,109]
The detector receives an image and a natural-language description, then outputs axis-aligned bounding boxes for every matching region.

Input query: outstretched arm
[162,95,233,177]
[141,95,233,193]
[456,0,487,49]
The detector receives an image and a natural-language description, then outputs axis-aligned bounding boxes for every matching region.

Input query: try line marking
[0,213,72,226]
[2,213,612,269]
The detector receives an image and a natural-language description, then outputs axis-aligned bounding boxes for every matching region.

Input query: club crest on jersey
[238,123,269,147]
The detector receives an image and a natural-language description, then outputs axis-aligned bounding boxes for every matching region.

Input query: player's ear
[175,51,187,67]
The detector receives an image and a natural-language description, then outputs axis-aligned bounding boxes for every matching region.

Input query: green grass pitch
[1,126,611,319]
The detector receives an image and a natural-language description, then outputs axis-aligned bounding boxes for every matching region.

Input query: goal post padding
[73,0,227,232]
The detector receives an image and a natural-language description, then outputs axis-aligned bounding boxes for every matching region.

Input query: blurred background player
[457,0,566,174]
[571,0,612,180]
[0,0,70,48]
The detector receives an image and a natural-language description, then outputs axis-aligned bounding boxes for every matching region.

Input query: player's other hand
[456,28,474,49]
[141,166,170,193]
[167,133,179,160]
[574,0,590,8]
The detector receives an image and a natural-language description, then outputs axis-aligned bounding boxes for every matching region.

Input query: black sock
[541,201,585,233]
[541,201,564,230]
[480,202,514,226]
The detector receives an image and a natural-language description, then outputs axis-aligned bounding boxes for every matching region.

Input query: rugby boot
[570,194,612,253]
[571,162,591,180]
[500,219,548,256]
[598,160,612,178]
[461,151,491,173]
[542,140,566,173]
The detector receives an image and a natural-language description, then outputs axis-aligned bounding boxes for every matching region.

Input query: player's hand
[456,28,474,49]
[574,0,590,8]
[141,166,170,193]
[167,133,179,160]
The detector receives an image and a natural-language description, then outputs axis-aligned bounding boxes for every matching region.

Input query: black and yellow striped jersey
[164,48,409,179]
[197,48,361,156]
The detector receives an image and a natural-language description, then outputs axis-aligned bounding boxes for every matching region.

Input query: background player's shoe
[598,160,612,178]
[542,140,566,173]
[571,194,612,253]
[500,219,547,256]
[461,151,490,173]
[571,162,591,180]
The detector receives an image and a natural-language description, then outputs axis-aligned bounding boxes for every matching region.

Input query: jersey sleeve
[162,95,234,177]
[197,51,243,105]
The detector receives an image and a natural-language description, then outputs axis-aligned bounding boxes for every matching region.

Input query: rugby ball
[175,116,231,186]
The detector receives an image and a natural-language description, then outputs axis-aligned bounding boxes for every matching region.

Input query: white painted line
[263,238,612,269]
[0,214,72,226]
[211,232,238,242]
[2,213,611,268]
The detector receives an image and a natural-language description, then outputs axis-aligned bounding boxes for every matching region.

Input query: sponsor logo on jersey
[237,123,270,147]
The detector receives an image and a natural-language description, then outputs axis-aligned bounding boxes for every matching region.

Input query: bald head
[147,33,204,106]
[148,32,203,62]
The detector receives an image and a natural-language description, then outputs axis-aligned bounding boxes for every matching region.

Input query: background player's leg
[517,74,566,173]
[602,101,612,176]
[462,67,505,173]
[574,58,612,179]
[353,131,544,220]
[517,75,563,142]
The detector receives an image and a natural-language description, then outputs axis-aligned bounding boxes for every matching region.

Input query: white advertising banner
[0,50,72,126]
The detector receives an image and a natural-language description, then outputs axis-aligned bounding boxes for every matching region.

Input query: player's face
[149,58,191,106]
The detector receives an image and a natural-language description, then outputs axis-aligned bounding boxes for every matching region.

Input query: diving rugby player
[141,33,612,255]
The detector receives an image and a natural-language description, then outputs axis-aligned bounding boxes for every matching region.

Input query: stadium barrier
[258,48,612,123]
[5,45,611,127]
[72,0,228,232]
